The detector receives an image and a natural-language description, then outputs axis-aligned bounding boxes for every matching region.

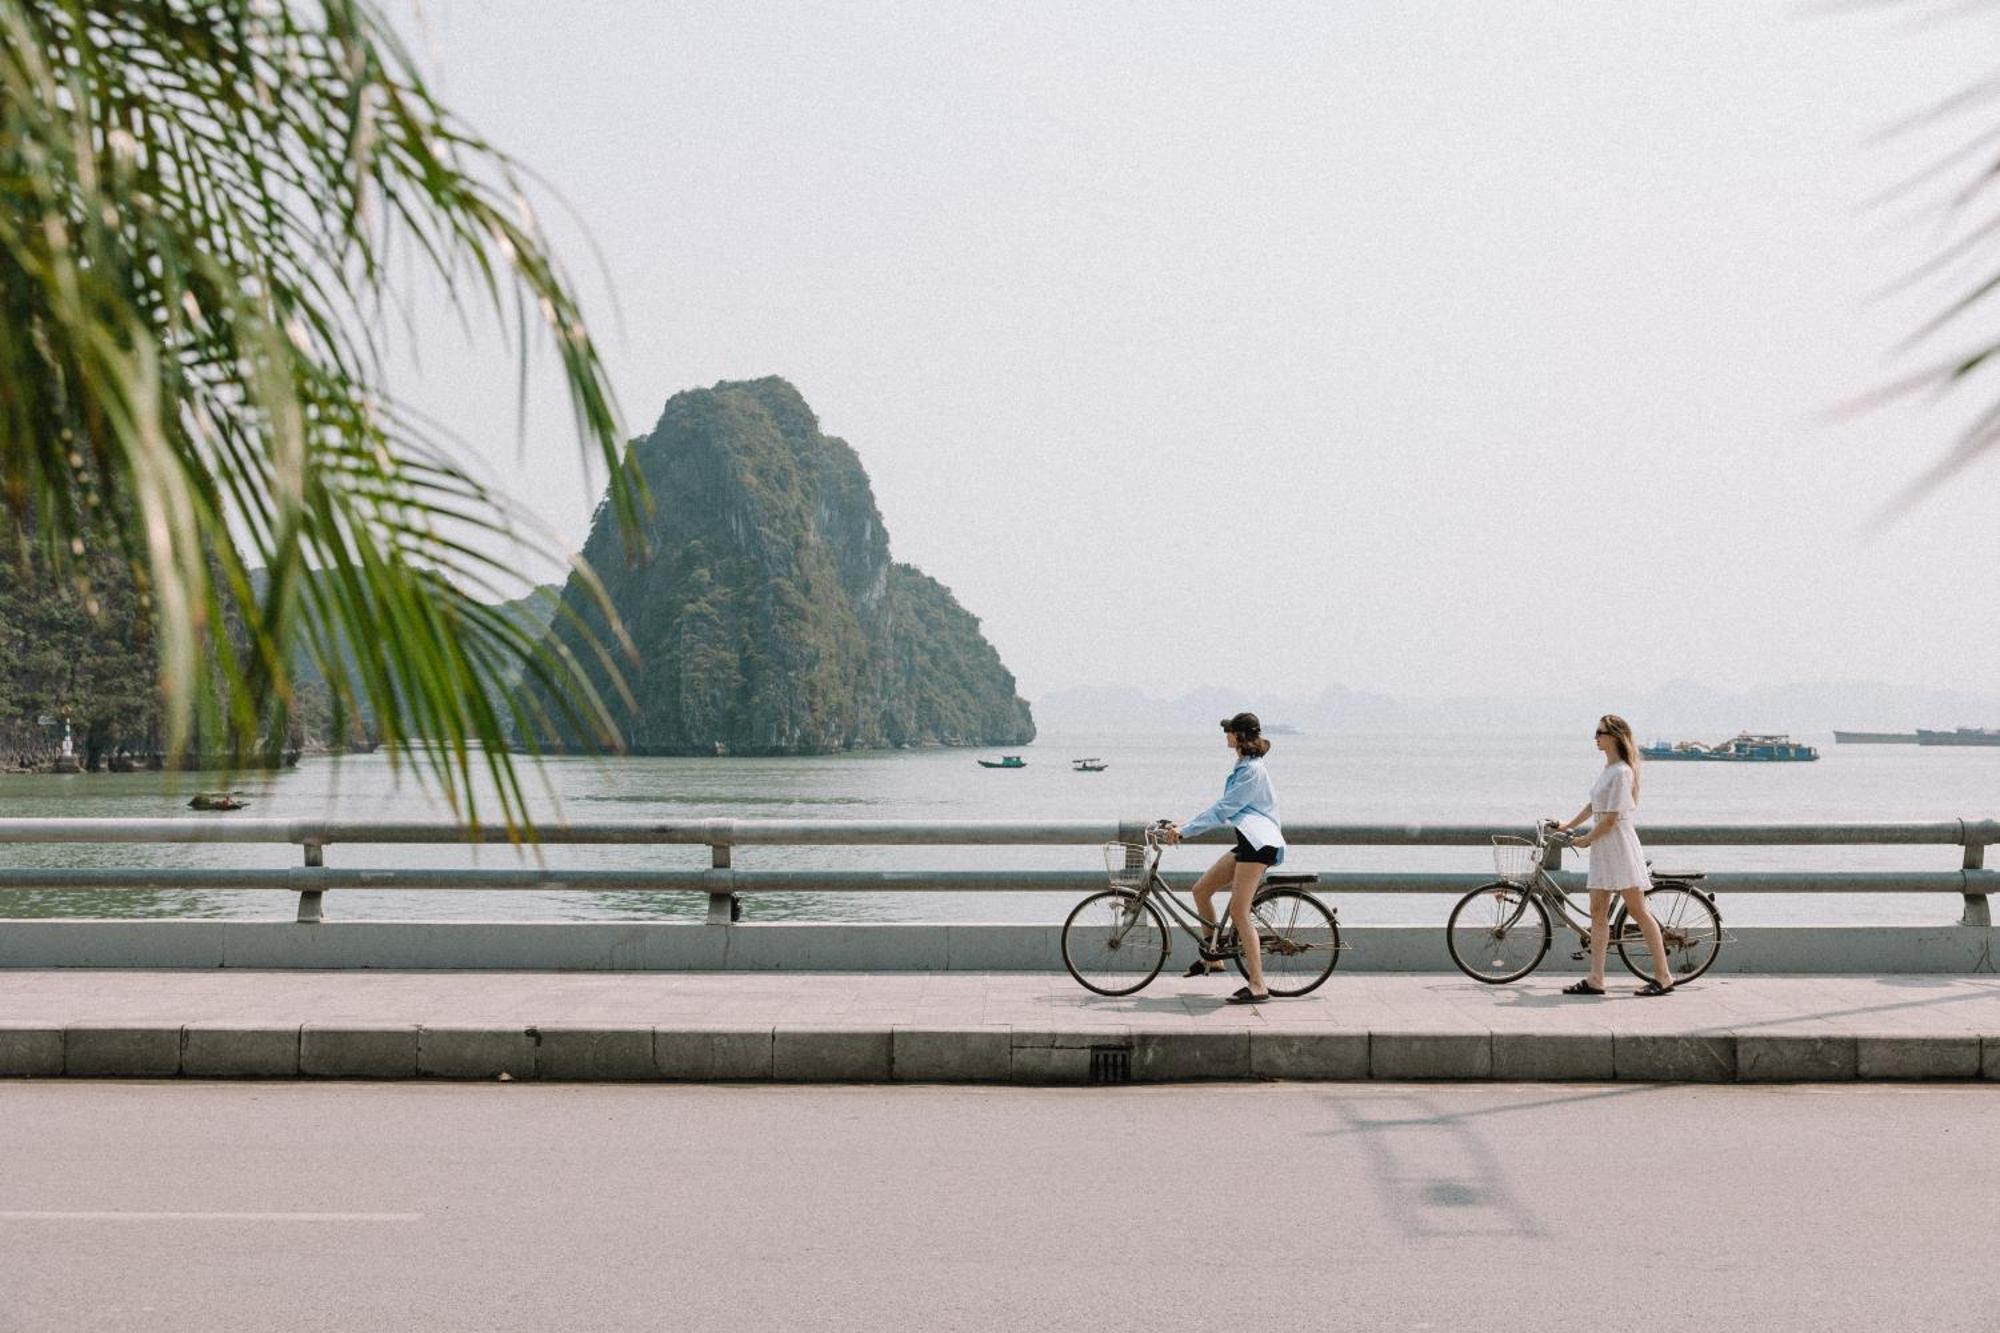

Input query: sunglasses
[1593,729,1610,737]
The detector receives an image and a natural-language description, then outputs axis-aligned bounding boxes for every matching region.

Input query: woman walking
[1555,714,1676,996]
[1168,711,1284,1005]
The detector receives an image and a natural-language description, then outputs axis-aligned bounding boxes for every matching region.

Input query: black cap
[1219,712,1261,736]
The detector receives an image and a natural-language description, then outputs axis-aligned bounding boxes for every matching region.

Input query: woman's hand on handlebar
[1159,822,1183,845]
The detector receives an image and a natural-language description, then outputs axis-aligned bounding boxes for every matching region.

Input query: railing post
[297,840,324,924]
[1961,822,1989,927]
[705,819,739,924]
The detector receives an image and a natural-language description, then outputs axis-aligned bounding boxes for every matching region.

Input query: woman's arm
[1556,804,1592,833]
[1177,767,1254,842]
[1572,810,1618,848]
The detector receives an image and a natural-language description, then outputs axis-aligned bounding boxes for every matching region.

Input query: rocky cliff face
[542,377,1034,754]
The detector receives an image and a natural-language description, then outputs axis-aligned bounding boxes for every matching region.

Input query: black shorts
[1231,831,1280,866]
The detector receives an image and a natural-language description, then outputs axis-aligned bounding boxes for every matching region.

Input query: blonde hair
[1599,714,1642,803]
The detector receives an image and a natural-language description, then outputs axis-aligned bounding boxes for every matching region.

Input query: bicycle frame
[1105,831,1265,956]
[1494,868,1600,943]
[1122,864,1234,953]
[1494,830,1709,945]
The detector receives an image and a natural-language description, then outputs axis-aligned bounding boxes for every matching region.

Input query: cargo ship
[1641,732,1819,762]
[1916,728,2000,747]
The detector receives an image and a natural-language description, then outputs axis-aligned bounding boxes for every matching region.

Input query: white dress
[1586,762,1651,890]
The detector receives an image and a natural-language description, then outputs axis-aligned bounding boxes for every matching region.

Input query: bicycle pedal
[1569,950,1587,962]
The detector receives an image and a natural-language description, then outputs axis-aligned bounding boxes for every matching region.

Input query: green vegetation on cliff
[540,378,1034,754]
[0,543,157,765]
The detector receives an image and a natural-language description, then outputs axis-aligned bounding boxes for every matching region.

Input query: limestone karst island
[540,377,1036,756]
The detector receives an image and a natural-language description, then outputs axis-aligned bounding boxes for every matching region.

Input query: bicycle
[1061,820,1343,997]
[1445,820,1725,985]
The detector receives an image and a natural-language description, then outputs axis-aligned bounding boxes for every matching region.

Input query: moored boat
[978,755,1026,769]
[1916,728,2000,747]
[1071,758,1108,772]
[1642,732,1819,762]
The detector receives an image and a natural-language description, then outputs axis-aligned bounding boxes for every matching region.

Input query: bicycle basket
[1490,836,1540,882]
[1103,841,1156,889]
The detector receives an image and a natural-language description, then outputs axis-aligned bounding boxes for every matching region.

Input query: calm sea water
[0,731,1993,925]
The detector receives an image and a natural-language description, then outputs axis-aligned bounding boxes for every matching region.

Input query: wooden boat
[188,792,250,811]
[978,755,1026,769]
[1071,758,1109,772]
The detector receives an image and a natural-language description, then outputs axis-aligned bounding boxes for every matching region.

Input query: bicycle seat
[1263,873,1318,888]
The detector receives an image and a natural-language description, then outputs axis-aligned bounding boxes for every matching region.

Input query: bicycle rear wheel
[1062,889,1170,996]
[1615,883,1722,983]
[1232,887,1341,997]
[1446,883,1551,983]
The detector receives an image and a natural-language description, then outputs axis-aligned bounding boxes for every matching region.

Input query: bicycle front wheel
[1062,889,1170,996]
[1446,883,1551,983]
[1232,887,1341,997]
[1615,883,1722,983]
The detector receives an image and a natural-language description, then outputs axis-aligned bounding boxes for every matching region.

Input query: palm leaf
[1858,16,2000,511]
[0,0,644,831]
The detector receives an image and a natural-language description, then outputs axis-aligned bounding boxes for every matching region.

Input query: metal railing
[0,817,1994,926]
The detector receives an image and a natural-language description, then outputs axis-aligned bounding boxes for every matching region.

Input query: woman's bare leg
[1620,887,1673,986]
[1586,890,1612,989]
[1188,852,1237,969]
[1228,861,1270,994]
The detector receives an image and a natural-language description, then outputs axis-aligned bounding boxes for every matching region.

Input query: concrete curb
[10,1023,1999,1082]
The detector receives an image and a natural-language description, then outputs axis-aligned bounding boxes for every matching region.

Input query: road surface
[2,1081,1994,1331]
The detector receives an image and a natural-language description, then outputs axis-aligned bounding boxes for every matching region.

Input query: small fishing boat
[188,792,250,811]
[1071,758,1109,772]
[978,755,1027,769]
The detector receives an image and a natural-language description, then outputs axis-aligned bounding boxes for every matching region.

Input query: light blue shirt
[1181,758,1285,865]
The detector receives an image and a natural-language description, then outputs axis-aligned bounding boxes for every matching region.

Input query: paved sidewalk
[4,970,2000,1081]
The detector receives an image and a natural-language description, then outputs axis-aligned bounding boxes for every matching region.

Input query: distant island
[534,377,1034,756]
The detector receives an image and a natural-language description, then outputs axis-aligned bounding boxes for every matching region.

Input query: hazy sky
[391,1,2000,704]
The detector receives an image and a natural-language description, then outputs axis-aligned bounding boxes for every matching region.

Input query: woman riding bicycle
[1555,714,1677,996]
[1167,711,1284,1005]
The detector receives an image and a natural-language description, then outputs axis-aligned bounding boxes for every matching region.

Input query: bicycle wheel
[1615,883,1722,983]
[1231,887,1341,997]
[1062,889,1170,996]
[1446,883,1551,983]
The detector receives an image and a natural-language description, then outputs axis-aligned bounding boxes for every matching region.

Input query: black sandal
[1635,980,1675,997]
[1225,986,1270,1005]
[1561,980,1605,996]
[1182,961,1223,978]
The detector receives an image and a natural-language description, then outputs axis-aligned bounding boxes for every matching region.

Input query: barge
[1642,732,1820,762]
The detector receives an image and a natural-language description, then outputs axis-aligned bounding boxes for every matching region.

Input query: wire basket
[1490,835,1540,883]
[1103,840,1157,889]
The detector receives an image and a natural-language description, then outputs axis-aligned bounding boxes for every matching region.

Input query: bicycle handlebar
[1538,820,1579,847]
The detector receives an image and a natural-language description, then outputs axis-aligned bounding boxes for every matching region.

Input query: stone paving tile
[3,972,2000,1050]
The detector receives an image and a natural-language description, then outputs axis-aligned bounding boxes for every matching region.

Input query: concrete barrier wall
[0,920,1994,973]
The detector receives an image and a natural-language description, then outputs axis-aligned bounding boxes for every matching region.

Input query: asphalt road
[2,1081,1995,1332]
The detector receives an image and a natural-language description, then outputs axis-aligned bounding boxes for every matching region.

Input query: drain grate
[1089,1045,1132,1084]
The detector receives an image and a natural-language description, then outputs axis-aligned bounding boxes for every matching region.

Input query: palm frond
[0,0,645,831]
[1856,5,2000,511]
